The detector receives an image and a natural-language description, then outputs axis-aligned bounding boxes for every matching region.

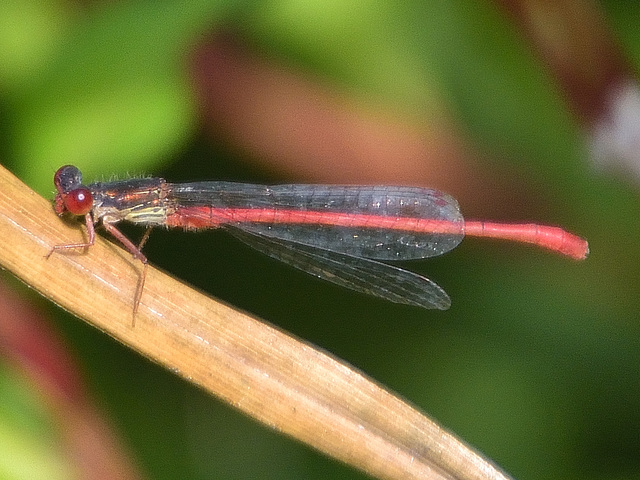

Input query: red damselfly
[49,165,588,317]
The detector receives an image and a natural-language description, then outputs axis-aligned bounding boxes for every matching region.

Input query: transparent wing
[227,227,451,310]
[170,183,464,261]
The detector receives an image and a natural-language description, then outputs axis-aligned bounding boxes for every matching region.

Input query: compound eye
[64,187,93,215]
[54,165,83,193]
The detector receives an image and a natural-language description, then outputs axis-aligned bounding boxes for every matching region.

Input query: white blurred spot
[591,81,640,180]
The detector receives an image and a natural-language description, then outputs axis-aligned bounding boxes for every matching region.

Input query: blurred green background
[1,1,639,479]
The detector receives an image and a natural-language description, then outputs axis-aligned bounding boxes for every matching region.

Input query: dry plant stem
[0,164,513,480]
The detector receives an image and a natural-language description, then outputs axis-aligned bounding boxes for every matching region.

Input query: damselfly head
[53,165,93,216]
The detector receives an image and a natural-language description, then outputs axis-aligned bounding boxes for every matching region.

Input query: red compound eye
[64,187,93,215]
